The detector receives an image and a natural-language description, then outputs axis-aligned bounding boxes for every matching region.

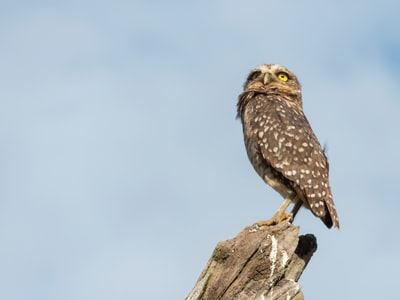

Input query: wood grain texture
[186,222,317,300]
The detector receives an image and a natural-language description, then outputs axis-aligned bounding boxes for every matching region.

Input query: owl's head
[243,64,301,99]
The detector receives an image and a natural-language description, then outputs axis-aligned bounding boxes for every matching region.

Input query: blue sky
[1,1,400,299]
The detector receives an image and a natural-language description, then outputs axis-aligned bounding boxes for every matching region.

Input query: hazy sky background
[1,1,399,299]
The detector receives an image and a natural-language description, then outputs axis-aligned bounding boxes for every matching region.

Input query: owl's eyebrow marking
[257,64,272,73]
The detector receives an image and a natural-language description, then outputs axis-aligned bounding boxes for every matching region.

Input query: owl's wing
[257,96,337,227]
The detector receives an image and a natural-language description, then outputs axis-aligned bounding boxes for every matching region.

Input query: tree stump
[186,222,317,300]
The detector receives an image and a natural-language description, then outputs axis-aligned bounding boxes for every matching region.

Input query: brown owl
[237,64,339,229]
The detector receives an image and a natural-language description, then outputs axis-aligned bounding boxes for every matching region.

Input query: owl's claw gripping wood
[256,213,293,227]
[256,198,293,227]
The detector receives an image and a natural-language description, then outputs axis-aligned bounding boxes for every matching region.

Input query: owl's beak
[263,73,271,85]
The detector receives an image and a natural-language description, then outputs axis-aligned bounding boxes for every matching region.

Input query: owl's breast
[241,95,298,200]
[243,131,296,200]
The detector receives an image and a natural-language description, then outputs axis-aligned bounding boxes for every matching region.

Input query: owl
[237,64,339,229]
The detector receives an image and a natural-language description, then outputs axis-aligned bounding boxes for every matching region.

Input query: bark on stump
[186,222,317,300]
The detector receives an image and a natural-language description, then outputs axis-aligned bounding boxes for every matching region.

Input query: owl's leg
[256,198,293,227]
[291,200,302,219]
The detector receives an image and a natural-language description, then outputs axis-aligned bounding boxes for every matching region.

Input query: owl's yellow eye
[277,72,289,82]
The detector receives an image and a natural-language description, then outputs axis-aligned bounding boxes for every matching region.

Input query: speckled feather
[237,64,339,229]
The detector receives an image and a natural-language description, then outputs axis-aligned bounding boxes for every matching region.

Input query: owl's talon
[256,212,293,227]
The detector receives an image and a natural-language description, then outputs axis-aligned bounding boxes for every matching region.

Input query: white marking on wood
[269,235,278,280]
[281,250,289,268]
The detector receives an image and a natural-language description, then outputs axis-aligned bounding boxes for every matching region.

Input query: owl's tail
[322,200,340,229]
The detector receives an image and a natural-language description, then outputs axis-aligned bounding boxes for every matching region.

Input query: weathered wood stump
[186,222,317,300]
